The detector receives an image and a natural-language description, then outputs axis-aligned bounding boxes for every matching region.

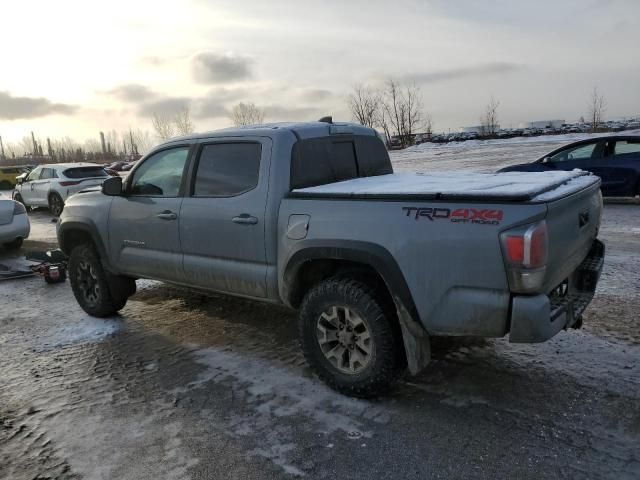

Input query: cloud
[0,91,77,120]
[138,97,191,116]
[299,88,333,102]
[192,52,253,84]
[264,104,324,121]
[403,62,523,84]
[105,84,157,102]
[139,55,166,67]
[119,87,247,120]
[193,98,230,120]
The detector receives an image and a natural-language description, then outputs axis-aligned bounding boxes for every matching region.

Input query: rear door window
[290,135,391,189]
[613,140,640,156]
[63,167,108,179]
[193,143,261,197]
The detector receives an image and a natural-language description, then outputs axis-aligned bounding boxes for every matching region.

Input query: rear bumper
[509,239,604,343]
[0,213,30,243]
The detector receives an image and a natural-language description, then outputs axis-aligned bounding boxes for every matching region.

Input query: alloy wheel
[316,305,374,374]
[76,261,100,306]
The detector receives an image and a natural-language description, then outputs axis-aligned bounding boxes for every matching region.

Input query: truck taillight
[501,221,548,293]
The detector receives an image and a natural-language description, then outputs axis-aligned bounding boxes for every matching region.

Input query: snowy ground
[1,137,639,479]
[391,129,640,173]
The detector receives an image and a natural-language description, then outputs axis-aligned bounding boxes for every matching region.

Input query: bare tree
[83,138,102,153]
[480,96,500,137]
[3,141,18,159]
[152,112,176,141]
[348,84,380,128]
[129,129,155,154]
[380,79,426,147]
[230,102,265,126]
[375,107,392,143]
[18,136,34,156]
[587,87,607,132]
[424,113,433,137]
[174,107,195,136]
[103,130,120,154]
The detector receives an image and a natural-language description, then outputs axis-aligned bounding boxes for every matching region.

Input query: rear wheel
[48,192,64,217]
[298,277,404,398]
[68,244,135,317]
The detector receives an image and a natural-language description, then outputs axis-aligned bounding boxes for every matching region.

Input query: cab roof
[158,121,377,148]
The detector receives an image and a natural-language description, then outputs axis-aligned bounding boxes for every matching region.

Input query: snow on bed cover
[293,170,597,199]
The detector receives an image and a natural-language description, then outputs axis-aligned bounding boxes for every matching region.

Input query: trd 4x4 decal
[402,207,503,225]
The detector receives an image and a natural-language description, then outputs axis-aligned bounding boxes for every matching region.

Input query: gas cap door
[287,214,310,240]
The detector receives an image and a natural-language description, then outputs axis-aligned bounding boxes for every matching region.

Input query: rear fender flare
[282,240,431,374]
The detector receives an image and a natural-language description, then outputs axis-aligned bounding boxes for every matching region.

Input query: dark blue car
[498,135,640,197]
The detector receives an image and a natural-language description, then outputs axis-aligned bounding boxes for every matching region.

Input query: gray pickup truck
[57,120,604,397]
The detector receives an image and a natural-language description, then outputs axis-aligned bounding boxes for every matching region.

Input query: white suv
[14,163,109,216]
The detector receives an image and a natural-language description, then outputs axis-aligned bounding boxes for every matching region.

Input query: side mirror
[102,176,123,196]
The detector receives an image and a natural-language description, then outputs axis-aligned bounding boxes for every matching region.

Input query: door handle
[232,214,258,225]
[157,211,177,220]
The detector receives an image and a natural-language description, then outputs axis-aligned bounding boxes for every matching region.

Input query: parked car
[121,161,138,171]
[0,166,30,190]
[58,121,604,397]
[498,136,640,197]
[107,161,129,172]
[0,199,30,250]
[13,163,109,216]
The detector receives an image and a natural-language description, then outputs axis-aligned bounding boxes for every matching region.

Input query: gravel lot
[1,139,639,479]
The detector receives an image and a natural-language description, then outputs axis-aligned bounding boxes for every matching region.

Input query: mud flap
[394,297,431,375]
[106,272,137,299]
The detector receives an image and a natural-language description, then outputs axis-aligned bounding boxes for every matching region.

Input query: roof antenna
[318,116,333,124]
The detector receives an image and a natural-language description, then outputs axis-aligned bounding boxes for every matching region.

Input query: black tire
[3,237,23,250]
[13,193,32,213]
[48,192,64,217]
[68,244,134,317]
[298,277,404,398]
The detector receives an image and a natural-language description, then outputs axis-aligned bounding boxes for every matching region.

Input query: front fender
[57,217,113,271]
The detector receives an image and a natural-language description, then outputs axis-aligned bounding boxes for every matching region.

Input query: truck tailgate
[541,181,602,293]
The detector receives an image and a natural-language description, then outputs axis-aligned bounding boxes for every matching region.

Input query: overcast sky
[1,0,639,145]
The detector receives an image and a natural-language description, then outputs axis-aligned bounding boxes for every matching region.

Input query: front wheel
[298,277,404,398]
[48,192,64,217]
[68,244,134,317]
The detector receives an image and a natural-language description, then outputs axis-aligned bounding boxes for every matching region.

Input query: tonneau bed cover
[290,170,599,203]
